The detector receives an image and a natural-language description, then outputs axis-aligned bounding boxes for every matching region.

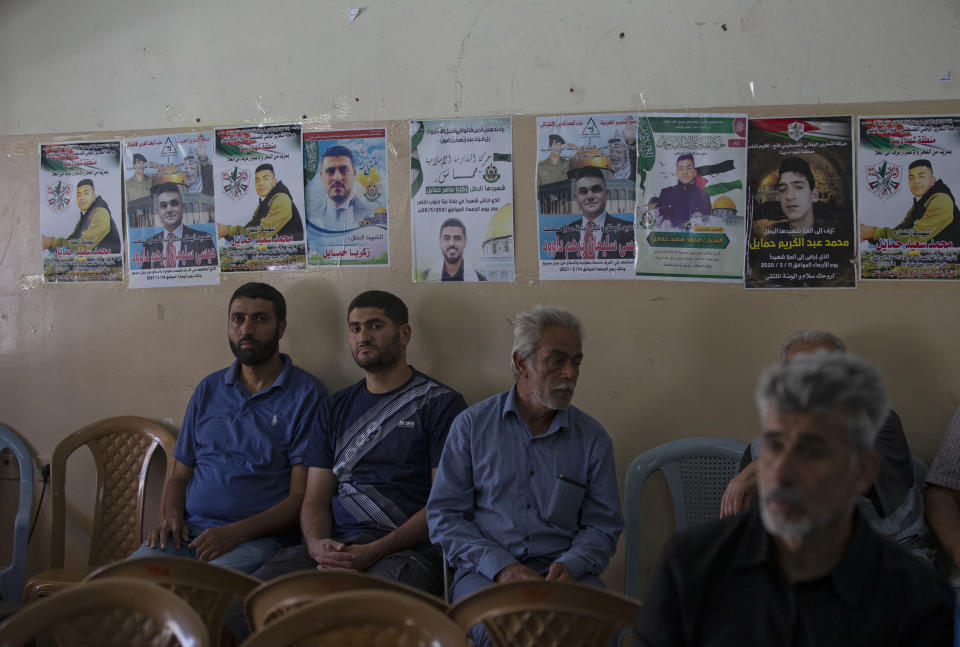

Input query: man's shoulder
[456,390,509,425]
[283,362,328,396]
[409,368,463,398]
[564,403,611,438]
[193,365,235,393]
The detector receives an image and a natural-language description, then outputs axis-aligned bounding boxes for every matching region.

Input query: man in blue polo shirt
[249,290,467,593]
[129,282,327,573]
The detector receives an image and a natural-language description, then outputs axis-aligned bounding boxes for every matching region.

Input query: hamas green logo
[483,164,501,183]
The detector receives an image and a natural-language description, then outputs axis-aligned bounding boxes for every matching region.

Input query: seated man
[250,290,466,592]
[720,329,934,563]
[636,352,953,646]
[923,407,960,585]
[129,282,327,573]
[427,306,622,646]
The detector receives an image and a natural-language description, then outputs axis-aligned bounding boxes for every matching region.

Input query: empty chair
[448,580,640,647]
[86,555,258,640]
[623,436,746,599]
[0,577,208,647]
[23,416,176,601]
[0,423,34,603]
[244,569,449,632]
[241,589,466,647]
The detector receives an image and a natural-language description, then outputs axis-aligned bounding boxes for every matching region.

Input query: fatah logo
[46,181,72,213]
[787,121,806,142]
[483,164,501,183]
[866,161,902,200]
[221,167,249,201]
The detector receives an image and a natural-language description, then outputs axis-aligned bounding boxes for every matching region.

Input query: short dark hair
[348,290,408,326]
[229,282,286,322]
[151,181,182,197]
[676,153,695,165]
[439,218,466,236]
[778,157,815,190]
[132,153,147,164]
[77,179,94,190]
[321,145,355,167]
[255,163,275,175]
[909,159,933,172]
[548,134,565,146]
[573,166,607,185]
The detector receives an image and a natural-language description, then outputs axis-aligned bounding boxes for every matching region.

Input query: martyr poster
[536,113,637,280]
[744,117,856,289]
[39,141,124,283]
[633,113,747,282]
[213,124,306,272]
[410,117,515,283]
[858,115,960,280]
[123,132,219,288]
[304,129,389,267]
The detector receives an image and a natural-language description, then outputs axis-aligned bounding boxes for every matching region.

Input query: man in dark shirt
[636,352,953,646]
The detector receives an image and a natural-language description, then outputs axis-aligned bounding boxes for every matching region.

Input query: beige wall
[2,0,959,596]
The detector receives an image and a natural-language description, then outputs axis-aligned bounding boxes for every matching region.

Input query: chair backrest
[49,416,176,570]
[244,569,449,632]
[448,580,640,647]
[86,556,258,639]
[0,577,208,647]
[623,436,746,598]
[0,423,34,602]
[241,589,467,647]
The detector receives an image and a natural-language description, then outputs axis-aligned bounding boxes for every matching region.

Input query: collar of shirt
[502,385,570,438]
[327,192,357,215]
[732,506,877,608]
[224,352,293,395]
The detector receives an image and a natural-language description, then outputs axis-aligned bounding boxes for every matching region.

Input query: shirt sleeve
[426,410,518,581]
[872,194,955,243]
[173,384,203,468]
[553,430,624,579]
[287,377,328,467]
[428,390,468,467]
[927,405,960,490]
[229,193,293,239]
[305,395,336,469]
[52,207,112,250]
[633,534,688,647]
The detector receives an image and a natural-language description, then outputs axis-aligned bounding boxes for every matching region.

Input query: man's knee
[366,548,443,596]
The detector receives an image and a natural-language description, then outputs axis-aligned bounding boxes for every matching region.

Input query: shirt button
[526,503,532,509]
[529,470,535,476]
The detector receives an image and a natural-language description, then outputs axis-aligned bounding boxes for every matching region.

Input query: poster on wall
[38,141,124,283]
[304,129,389,267]
[744,116,856,289]
[858,115,960,280]
[123,133,219,288]
[633,113,747,282]
[410,117,515,282]
[213,124,306,272]
[536,113,637,281]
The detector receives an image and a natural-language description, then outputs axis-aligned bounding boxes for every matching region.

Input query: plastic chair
[23,416,176,601]
[623,436,747,599]
[0,577,208,647]
[244,569,449,632]
[448,580,640,647]
[0,423,33,602]
[86,555,258,640]
[240,589,467,647]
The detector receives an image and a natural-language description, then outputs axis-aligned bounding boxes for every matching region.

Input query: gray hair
[755,351,888,450]
[780,329,845,361]
[511,306,583,378]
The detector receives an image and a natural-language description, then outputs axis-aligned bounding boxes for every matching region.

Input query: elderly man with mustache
[635,352,953,647]
[428,306,623,647]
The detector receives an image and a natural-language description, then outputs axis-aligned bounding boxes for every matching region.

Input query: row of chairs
[0,557,642,646]
[1,414,747,604]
